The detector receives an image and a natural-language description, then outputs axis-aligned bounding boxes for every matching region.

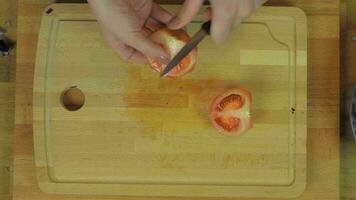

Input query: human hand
[87,0,172,64]
[168,0,268,44]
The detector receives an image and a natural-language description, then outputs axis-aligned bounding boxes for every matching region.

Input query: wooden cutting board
[33,4,307,198]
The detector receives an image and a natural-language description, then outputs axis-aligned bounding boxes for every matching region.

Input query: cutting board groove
[33,4,307,198]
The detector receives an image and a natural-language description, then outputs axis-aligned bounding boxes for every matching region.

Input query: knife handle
[202,21,211,35]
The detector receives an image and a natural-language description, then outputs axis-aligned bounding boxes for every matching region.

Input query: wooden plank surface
[340,0,356,199]
[0,0,17,200]
[14,0,340,200]
[32,5,306,198]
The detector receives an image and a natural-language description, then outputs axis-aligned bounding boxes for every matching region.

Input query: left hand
[88,0,173,64]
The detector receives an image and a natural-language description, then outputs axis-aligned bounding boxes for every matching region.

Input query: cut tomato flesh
[147,28,197,77]
[214,116,240,132]
[210,88,252,136]
[216,94,244,112]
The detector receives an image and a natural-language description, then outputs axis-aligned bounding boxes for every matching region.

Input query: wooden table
[14,0,340,199]
[340,0,356,199]
[0,0,16,200]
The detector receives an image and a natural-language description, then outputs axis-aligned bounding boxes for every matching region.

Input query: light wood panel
[0,0,17,200]
[14,0,340,200]
[340,0,356,199]
[0,82,14,200]
[32,5,306,198]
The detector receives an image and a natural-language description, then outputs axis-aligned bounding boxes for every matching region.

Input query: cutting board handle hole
[61,86,85,111]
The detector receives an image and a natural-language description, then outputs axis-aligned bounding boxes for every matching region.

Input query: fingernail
[216,36,227,44]
[214,29,231,45]
[157,55,170,65]
[168,16,180,29]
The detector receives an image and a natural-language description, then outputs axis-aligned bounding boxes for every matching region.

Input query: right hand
[168,0,268,44]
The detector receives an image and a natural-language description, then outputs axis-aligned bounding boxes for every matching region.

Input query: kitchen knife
[350,86,356,139]
[160,21,211,77]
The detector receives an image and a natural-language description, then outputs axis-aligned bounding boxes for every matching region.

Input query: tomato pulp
[147,28,197,77]
[210,88,253,136]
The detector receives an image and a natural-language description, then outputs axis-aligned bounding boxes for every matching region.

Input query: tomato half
[147,28,197,77]
[210,88,253,136]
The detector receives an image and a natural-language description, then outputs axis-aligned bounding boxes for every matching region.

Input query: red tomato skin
[147,28,197,77]
[210,88,253,136]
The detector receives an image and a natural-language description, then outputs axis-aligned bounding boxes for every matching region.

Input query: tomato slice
[147,28,197,77]
[210,88,253,136]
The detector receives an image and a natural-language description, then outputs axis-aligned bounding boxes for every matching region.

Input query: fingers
[167,0,204,30]
[209,0,264,44]
[210,0,239,44]
[102,30,148,64]
[102,19,169,64]
[145,18,165,32]
[254,0,268,8]
[151,3,173,24]
[115,42,149,64]
[123,30,170,62]
[203,7,212,22]
[237,0,254,20]
[103,19,169,63]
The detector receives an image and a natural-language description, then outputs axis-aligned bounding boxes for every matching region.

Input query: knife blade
[160,21,211,77]
[350,85,356,139]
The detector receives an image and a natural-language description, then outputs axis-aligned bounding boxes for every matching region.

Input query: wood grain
[340,0,356,199]
[32,5,307,198]
[14,0,340,200]
[0,0,17,200]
